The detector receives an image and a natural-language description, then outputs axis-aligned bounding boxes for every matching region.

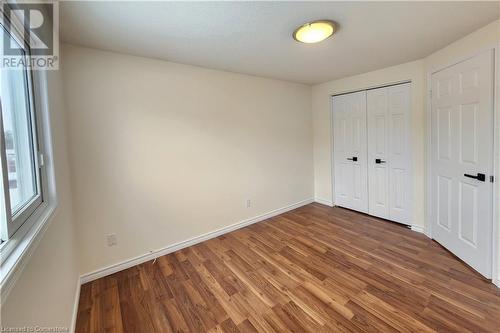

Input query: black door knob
[464,173,486,182]
[375,159,386,164]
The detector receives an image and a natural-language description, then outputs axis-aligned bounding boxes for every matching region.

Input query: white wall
[62,44,313,275]
[1,59,79,329]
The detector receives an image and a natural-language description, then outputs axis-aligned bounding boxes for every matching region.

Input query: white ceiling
[60,1,500,85]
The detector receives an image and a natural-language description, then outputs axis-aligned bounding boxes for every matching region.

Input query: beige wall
[1,61,79,329]
[312,60,425,226]
[424,20,499,73]
[62,44,313,274]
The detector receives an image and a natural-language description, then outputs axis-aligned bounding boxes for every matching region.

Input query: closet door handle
[347,157,358,162]
[464,173,486,182]
[375,159,386,164]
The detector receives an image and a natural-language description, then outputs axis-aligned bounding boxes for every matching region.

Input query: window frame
[0,3,56,300]
[0,11,46,239]
[0,31,45,240]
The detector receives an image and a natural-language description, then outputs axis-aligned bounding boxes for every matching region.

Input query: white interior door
[333,91,368,213]
[367,83,412,224]
[431,50,494,278]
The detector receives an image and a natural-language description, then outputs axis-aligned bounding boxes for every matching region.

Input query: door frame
[330,80,413,221]
[425,45,499,285]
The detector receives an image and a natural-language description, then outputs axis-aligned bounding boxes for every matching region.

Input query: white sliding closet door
[367,83,411,224]
[332,91,368,213]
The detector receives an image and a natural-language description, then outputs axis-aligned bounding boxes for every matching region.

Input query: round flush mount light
[293,20,336,44]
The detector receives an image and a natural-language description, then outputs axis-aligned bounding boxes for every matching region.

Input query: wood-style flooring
[76,203,500,332]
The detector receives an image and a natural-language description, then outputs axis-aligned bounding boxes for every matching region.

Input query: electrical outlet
[246,199,251,208]
[107,233,117,247]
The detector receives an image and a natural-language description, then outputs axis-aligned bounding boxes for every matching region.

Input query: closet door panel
[333,95,352,208]
[367,83,411,224]
[333,91,368,212]
[388,83,411,223]
[367,88,390,218]
[350,92,368,212]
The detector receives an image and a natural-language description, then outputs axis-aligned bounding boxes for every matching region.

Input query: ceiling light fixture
[293,20,336,44]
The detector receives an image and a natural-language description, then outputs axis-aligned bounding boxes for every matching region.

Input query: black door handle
[347,157,358,162]
[375,159,386,164]
[464,173,486,182]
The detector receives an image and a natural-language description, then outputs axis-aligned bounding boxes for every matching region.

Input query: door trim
[425,46,498,286]
[330,80,412,99]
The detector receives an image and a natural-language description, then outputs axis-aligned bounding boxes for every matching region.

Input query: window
[0,24,44,242]
[0,8,56,297]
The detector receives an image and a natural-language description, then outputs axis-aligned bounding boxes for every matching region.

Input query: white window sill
[0,201,57,301]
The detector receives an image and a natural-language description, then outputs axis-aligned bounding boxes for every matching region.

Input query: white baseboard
[314,197,334,207]
[70,278,81,333]
[493,277,500,289]
[80,198,313,284]
[411,225,425,234]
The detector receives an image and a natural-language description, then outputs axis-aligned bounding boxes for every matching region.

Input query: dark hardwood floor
[76,203,500,332]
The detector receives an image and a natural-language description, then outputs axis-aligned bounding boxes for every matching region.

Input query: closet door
[387,84,412,223]
[367,88,390,218]
[333,91,368,213]
[367,83,411,224]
